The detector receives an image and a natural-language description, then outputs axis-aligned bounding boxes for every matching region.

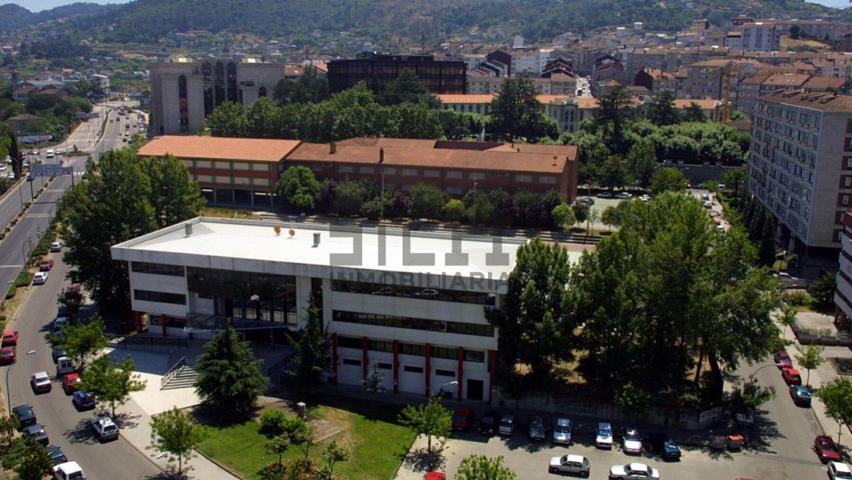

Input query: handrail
[161,356,187,387]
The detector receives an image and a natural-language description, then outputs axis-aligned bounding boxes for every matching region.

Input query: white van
[56,357,74,377]
[54,461,85,480]
[46,150,54,159]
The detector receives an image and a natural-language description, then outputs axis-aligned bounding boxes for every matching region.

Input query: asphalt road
[2,103,164,479]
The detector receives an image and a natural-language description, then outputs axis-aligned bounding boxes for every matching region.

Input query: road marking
[0,265,23,268]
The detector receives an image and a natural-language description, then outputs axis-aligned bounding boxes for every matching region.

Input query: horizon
[5,0,850,12]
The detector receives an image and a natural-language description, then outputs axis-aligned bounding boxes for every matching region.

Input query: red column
[457,347,464,401]
[330,334,338,385]
[392,340,400,394]
[424,343,432,398]
[362,336,369,381]
[488,350,497,404]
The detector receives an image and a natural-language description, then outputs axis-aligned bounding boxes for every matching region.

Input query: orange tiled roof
[138,136,302,162]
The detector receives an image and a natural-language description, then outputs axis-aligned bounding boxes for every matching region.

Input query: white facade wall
[129,270,189,318]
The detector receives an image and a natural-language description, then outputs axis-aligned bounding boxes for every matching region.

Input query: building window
[424,169,441,178]
[382,167,396,175]
[844,157,852,171]
[404,365,423,373]
[131,262,184,277]
[515,174,533,183]
[338,336,362,349]
[202,62,214,116]
[342,358,361,366]
[446,170,463,179]
[431,346,457,360]
[134,290,186,305]
[332,310,495,337]
[841,194,851,207]
[402,168,418,176]
[339,165,354,173]
[232,162,250,171]
[258,86,267,98]
[376,362,392,370]
[359,166,375,174]
[400,343,424,356]
[331,279,495,305]
[253,163,271,172]
[834,229,843,243]
[178,75,189,133]
[465,350,485,363]
[435,369,455,377]
[468,172,485,181]
[539,175,557,184]
[227,62,238,103]
[369,339,393,352]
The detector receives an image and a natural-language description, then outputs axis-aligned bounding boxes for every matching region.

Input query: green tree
[729,377,776,413]
[442,198,466,222]
[259,410,290,437]
[463,190,494,225]
[601,205,620,231]
[397,397,452,456]
[650,167,688,195]
[795,345,825,387]
[381,69,436,106]
[809,271,837,308]
[59,315,108,370]
[489,76,556,142]
[206,101,246,137]
[149,407,208,476]
[683,102,707,122]
[627,139,657,189]
[486,238,575,385]
[319,440,350,480]
[599,156,628,191]
[195,328,267,417]
[593,85,634,154]
[614,383,654,421]
[790,25,802,39]
[264,434,290,469]
[57,285,84,320]
[572,203,589,224]
[245,97,281,138]
[647,91,680,126]
[551,202,576,231]
[142,154,205,229]
[721,168,747,199]
[456,455,517,480]
[0,414,19,450]
[80,355,146,417]
[277,166,322,212]
[280,415,316,463]
[776,304,798,336]
[62,149,155,313]
[815,377,852,444]
[333,180,370,216]
[273,65,329,106]
[1,438,53,480]
[408,183,446,219]
[289,292,328,388]
[8,131,22,180]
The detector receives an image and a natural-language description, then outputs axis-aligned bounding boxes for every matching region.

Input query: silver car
[552,417,573,445]
[549,454,590,477]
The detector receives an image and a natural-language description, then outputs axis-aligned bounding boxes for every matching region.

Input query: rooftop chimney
[330,141,336,154]
[379,147,384,164]
[313,232,321,247]
[184,223,192,237]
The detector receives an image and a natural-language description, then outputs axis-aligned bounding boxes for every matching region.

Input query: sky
[5,0,849,12]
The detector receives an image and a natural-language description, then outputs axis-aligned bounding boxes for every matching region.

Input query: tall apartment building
[747,91,852,273]
[149,57,285,135]
[685,59,731,99]
[326,53,466,94]
[740,22,781,52]
[835,212,852,326]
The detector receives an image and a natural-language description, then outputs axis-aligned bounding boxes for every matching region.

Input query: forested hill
[0,2,117,28]
[47,0,849,45]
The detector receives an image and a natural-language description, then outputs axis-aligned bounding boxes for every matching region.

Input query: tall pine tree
[289,292,329,388]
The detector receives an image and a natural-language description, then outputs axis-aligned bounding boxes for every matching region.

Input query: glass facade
[332,310,494,337]
[331,279,495,305]
[187,267,297,325]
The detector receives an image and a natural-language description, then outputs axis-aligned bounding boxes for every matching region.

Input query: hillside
[0,2,117,29]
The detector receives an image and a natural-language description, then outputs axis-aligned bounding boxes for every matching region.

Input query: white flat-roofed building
[111,217,563,402]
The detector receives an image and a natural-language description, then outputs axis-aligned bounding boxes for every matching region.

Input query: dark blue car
[11,405,35,429]
[790,385,812,407]
[46,444,67,465]
[72,391,96,410]
[645,432,681,461]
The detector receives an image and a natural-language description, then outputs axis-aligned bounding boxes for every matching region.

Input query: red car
[774,350,792,369]
[815,435,843,463]
[1,330,18,347]
[781,367,802,385]
[452,408,475,431]
[39,259,54,271]
[62,372,81,394]
[0,345,15,364]
[424,473,447,480]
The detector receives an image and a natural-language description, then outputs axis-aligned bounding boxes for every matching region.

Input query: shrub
[258,409,290,438]
[782,290,812,307]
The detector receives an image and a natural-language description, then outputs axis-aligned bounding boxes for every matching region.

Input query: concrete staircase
[160,365,198,390]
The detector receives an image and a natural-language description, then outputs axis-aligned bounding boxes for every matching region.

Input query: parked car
[616,191,632,199]
[23,423,49,445]
[498,414,516,436]
[31,371,52,393]
[40,259,54,271]
[598,191,615,199]
[638,194,652,202]
[47,445,67,465]
[32,271,48,285]
[529,415,547,441]
[2,329,18,346]
[552,417,573,445]
[52,346,67,363]
[774,351,793,369]
[608,463,660,479]
[50,241,62,252]
[478,410,498,435]
[781,367,802,385]
[644,433,681,461]
[72,391,96,410]
[54,461,86,480]
[829,462,852,480]
[549,454,591,476]
[622,427,643,455]
[0,345,16,364]
[423,472,446,480]
[790,385,811,407]
[596,422,614,449]
[815,436,843,463]
[90,414,119,442]
[52,317,70,337]
[62,372,81,394]
[452,408,475,431]
[12,405,36,428]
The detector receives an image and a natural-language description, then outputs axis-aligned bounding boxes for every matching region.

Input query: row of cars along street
[453,408,673,478]
[5,286,118,480]
[774,350,852,479]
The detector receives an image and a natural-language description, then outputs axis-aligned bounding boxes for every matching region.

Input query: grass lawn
[197,398,414,480]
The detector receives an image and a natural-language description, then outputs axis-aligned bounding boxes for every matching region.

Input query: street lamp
[435,380,459,400]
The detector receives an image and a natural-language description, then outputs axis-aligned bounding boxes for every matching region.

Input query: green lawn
[197,399,414,480]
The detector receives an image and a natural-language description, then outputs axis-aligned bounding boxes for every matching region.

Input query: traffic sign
[30,164,74,177]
